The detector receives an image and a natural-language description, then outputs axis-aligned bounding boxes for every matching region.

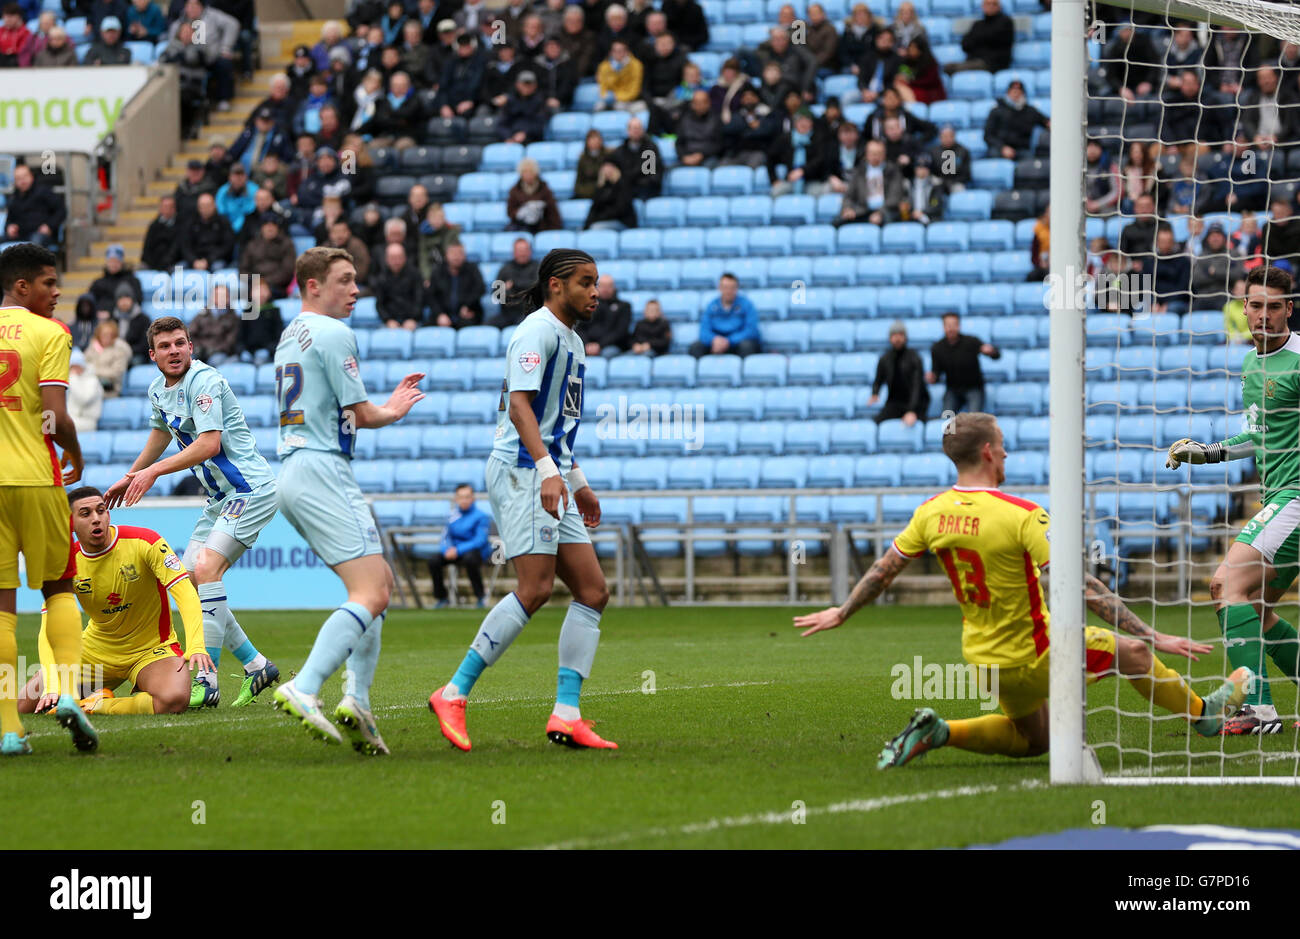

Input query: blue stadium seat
[837,223,881,255]
[783,420,831,456]
[828,419,877,454]
[368,329,414,360]
[857,256,900,287]
[784,353,830,386]
[812,256,857,287]
[352,461,395,493]
[1014,41,1052,68]
[1130,312,1184,347]
[374,425,422,460]
[456,326,500,358]
[577,228,619,260]
[763,387,810,421]
[902,255,944,286]
[902,453,956,488]
[124,363,156,394]
[637,260,680,290]
[882,222,926,253]
[685,196,730,227]
[742,353,788,386]
[666,456,713,489]
[828,494,878,525]
[534,230,576,256]
[711,165,754,195]
[470,359,503,391]
[413,326,456,358]
[994,381,1046,416]
[456,172,498,202]
[1114,346,1157,381]
[416,392,451,424]
[793,224,837,256]
[547,113,590,141]
[1085,313,1133,347]
[923,285,968,316]
[971,158,1015,190]
[701,226,747,258]
[832,287,876,318]
[482,142,525,172]
[1158,345,1209,377]
[600,259,639,288]
[745,287,786,319]
[772,194,816,226]
[713,456,761,488]
[1184,311,1227,345]
[669,322,699,354]
[748,227,792,257]
[679,258,725,289]
[1013,282,1050,315]
[421,425,466,459]
[832,352,877,385]
[927,221,970,252]
[1004,451,1047,486]
[447,392,498,424]
[220,363,256,396]
[968,219,1015,252]
[646,354,694,388]
[718,388,765,420]
[761,457,807,488]
[579,458,622,491]
[440,204,473,234]
[855,454,903,486]
[666,166,711,197]
[608,355,652,389]
[619,229,661,259]
[876,286,921,319]
[810,320,855,353]
[946,189,993,219]
[809,386,857,420]
[735,421,785,455]
[1086,381,1140,415]
[729,196,772,227]
[951,71,993,99]
[558,199,592,230]
[760,321,808,355]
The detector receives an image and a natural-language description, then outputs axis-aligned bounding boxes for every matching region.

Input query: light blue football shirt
[274,311,369,459]
[148,359,275,500]
[490,306,586,473]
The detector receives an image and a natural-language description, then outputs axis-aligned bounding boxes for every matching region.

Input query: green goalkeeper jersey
[1221,333,1300,501]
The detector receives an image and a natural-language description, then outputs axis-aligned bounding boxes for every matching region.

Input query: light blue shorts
[486,456,590,559]
[184,481,279,567]
[278,449,383,567]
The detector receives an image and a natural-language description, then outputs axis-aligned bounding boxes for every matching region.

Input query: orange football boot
[78,688,114,715]
[546,714,618,749]
[428,686,471,751]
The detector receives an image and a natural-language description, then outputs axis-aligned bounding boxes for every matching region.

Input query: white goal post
[1049,0,1300,783]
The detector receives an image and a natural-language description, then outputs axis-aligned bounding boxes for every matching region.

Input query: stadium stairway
[58,24,315,305]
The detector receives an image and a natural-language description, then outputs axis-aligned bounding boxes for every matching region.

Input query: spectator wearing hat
[362,70,422,149]
[239,212,296,298]
[67,346,103,433]
[584,158,637,231]
[84,0,127,39]
[231,107,294,172]
[4,163,65,249]
[435,32,487,119]
[426,14,456,55]
[85,320,132,396]
[505,157,562,234]
[325,47,357,119]
[498,70,549,143]
[870,322,929,425]
[82,14,130,63]
[374,243,428,330]
[293,146,351,222]
[71,294,98,352]
[215,162,260,234]
[595,39,644,111]
[173,158,218,231]
[578,274,632,356]
[984,78,1049,160]
[90,244,143,312]
[286,43,317,100]
[926,313,999,415]
[190,284,242,366]
[427,242,486,329]
[239,278,284,365]
[944,0,1014,75]
[693,273,760,358]
[112,282,150,364]
[181,193,235,270]
[0,3,34,67]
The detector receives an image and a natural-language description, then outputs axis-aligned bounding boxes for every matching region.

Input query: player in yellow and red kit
[794,412,1254,769]
[20,487,215,715]
[0,243,96,755]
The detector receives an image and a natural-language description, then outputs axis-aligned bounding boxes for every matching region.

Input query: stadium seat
[763,387,810,421]
[456,326,500,358]
[448,391,497,424]
[742,354,788,387]
[882,222,926,254]
[696,355,743,388]
[837,223,881,255]
[413,326,457,358]
[794,225,837,256]
[951,70,993,99]
[902,453,956,488]
[374,426,422,460]
[761,457,807,489]
[735,421,785,455]
[809,386,857,420]
[729,196,772,227]
[855,453,903,487]
[619,229,661,259]
[666,166,711,197]
[810,320,855,353]
[993,381,1045,416]
[829,419,877,454]
[368,329,414,360]
[1004,451,1047,486]
[637,260,680,290]
[608,355,652,389]
[421,426,466,459]
[972,158,1016,191]
[666,456,713,489]
[647,354,695,388]
[926,221,970,252]
[832,353,877,386]
[352,461,395,493]
[772,194,816,226]
[748,228,792,258]
[469,359,503,391]
[685,196,730,228]
[558,199,593,230]
[718,388,764,420]
[967,280,1013,317]
[713,456,761,489]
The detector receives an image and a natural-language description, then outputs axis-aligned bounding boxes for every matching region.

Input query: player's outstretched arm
[794,548,912,637]
[40,384,82,485]
[1165,435,1253,469]
[347,373,426,429]
[105,429,172,508]
[167,575,215,673]
[1042,569,1212,661]
[118,430,223,507]
[508,389,568,520]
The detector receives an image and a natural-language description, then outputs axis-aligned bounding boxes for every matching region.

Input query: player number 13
[936,547,991,609]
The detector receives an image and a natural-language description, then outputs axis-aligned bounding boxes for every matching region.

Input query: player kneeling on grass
[20,487,215,716]
[429,249,616,752]
[1166,264,1300,735]
[794,412,1253,769]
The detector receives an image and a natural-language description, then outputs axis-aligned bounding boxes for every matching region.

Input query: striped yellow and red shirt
[0,305,72,487]
[891,486,1052,668]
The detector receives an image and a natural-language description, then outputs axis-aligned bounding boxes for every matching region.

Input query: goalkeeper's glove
[1165,438,1224,469]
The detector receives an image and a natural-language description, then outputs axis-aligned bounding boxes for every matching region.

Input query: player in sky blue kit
[429,248,618,751]
[105,316,279,710]
[271,247,423,755]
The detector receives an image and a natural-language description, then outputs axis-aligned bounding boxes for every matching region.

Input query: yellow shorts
[0,485,73,589]
[995,626,1118,720]
[78,627,184,689]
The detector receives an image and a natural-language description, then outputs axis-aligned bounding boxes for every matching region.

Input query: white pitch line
[28,680,776,738]
[527,779,1047,850]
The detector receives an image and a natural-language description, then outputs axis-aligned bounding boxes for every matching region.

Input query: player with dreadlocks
[429,249,618,751]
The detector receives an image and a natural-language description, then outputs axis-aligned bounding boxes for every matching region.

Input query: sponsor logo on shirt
[74,577,92,594]
[196,393,213,413]
[163,554,182,571]
[343,355,359,379]
[519,351,541,373]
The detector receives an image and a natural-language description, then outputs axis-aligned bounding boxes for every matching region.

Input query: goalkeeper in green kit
[1166,265,1300,734]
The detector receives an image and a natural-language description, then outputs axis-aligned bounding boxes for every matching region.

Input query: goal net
[1049,0,1300,782]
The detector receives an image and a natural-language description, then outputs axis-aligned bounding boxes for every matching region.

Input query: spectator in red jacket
[894,36,946,104]
[0,3,35,67]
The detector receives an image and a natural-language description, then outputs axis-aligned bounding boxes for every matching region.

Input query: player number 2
[936,547,991,609]
[0,350,21,411]
[275,363,304,426]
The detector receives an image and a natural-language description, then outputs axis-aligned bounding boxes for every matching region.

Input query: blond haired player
[20,487,214,715]
[794,412,1253,769]
[0,243,97,755]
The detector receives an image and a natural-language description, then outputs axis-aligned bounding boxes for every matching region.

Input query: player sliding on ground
[105,317,280,710]
[1165,264,1300,734]
[0,244,97,755]
[430,248,616,751]
[794,412,1253,769]
[20,487,214,716]
[271,247,424,755]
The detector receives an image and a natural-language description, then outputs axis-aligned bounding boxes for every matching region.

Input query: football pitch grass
[5,603,1300,849]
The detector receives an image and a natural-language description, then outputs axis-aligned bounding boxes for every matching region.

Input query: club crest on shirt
[163,553,182,571]
[196,393,213,413]
[343,355,359,378]
[1267,378,1277,398]
[176,390,185,408]
[119,563,139,582]
[519,351,541,373]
